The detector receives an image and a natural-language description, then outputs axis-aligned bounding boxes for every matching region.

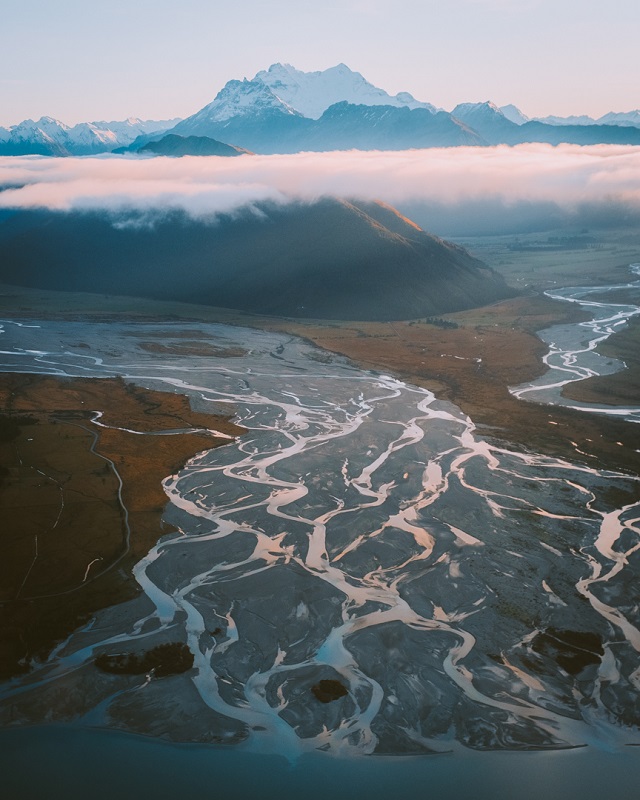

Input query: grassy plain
[0,374,243,678]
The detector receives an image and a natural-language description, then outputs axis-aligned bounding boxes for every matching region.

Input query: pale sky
[1,0,639,126]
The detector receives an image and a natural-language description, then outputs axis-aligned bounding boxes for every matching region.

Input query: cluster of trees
[424,317,459,329]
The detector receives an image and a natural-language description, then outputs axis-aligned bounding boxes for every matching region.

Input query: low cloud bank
[1,144,640,234]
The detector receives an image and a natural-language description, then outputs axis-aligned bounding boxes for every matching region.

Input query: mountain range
[2,63,640,156]
[0,116,180,157]
[0,198,514,320]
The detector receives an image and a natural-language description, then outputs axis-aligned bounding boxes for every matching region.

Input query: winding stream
[512,263,640,422]
[0,269,639,762]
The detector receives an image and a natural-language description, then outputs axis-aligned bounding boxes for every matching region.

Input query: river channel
[0,268,639,797]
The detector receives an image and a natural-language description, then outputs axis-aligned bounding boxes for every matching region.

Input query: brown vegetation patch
[95,642,194,677]
[255,296,640,477]
[0,373,244,679]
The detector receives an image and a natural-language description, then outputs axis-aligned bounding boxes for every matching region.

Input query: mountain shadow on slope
[0,198,515,320]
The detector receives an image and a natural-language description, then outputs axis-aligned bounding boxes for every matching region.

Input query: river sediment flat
[0,313,639,759]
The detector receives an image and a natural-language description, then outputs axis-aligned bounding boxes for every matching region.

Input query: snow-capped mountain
[499,104,529,125]
[0,116,181,156]
[451,102,517,141]
[172,61,437,137]
[452,101,508,121]
[254,62,436,119]
[88,117,181,145]
[448,102,640,147]
[4,62,640,157]
[168,63,452,151]
[0,117,73,156]
[535,114,596,126]
[172,78,301,139]
[594,110,640,128]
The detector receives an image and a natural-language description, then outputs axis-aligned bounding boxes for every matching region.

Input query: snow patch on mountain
[452,101,505,119]
[254,62,437,119]
[174,79,300,134]
[500,104,529,125]
[88,117,181,144]
[535,114,596,126]
[597,110,640,128]
[0,116,183,155]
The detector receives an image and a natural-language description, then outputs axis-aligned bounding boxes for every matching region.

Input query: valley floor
[1,230,639,674]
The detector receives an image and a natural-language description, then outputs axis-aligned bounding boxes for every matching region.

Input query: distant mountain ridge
[171,99,482,153]
[451,102,640,146]
[499,105,640,129]
[0,116,181,156]
[3,63,640,156]
[164,64,640,152]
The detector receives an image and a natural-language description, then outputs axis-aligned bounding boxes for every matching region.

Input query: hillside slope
[0,199,514,320]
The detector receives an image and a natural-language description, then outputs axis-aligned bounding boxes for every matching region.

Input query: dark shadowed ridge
[0,198,515,320]
[137,134,253,157]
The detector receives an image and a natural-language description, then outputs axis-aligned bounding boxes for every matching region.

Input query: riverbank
[0,373,244,678]
[2,279,639,477]
[254,295,640,478]
[563,315,640,406]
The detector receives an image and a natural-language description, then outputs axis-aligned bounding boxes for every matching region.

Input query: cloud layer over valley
[2,144,640,235]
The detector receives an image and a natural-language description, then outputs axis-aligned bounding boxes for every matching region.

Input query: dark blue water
[2,725,640,800]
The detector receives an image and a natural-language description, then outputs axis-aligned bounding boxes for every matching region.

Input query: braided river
[1,266,640,798]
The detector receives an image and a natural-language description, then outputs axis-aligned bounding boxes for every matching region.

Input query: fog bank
[1,144,640,234]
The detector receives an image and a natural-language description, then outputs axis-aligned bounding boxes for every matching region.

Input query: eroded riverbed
[1,312,640,758]
[0,309,639,761]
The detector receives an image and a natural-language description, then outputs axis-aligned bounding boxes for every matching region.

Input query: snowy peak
[182,78,299,127]
[448,102,518,145]
[89,117,181,141]
[6,117,73,155]
[535,114,596,126]
[254,62,436,119]
[452,101,505,120]
[11,116,70,139]
[598,110,640,127]
[0,115,184,156]
[499,104,529,125]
